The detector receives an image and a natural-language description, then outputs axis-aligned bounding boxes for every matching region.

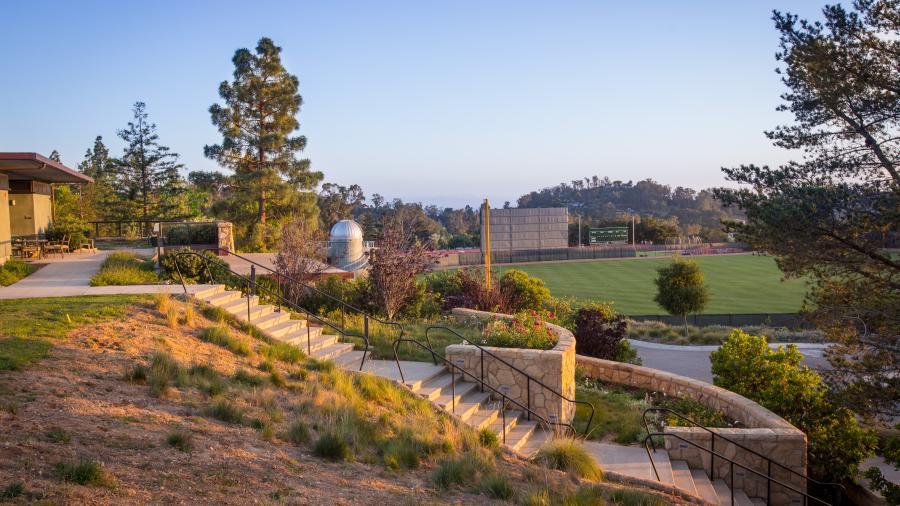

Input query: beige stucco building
[0,153,93,263]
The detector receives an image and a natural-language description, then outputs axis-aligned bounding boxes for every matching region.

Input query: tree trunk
[259,190,266,223]
[683,314,690,338]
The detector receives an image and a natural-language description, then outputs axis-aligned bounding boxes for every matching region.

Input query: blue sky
[0,1,826,207]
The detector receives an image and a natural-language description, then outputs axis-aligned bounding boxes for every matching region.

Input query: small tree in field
[654,258,709,336]
[274,217,328,305]
[368,220,434,320]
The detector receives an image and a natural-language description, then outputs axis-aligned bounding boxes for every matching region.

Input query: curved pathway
[628,338,829,383]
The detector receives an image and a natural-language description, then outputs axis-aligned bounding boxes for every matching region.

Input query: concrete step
[505,420,539,452]
[286,333,339,352]
[242,304,276,322]
[713,479,733,506]
[442,390,491,422]
[309,342,354,361]
[671,460,698,497]
[415,372,457,401]
[650,448,675,485]
[204,289,241,306]
[333,350,366,369]
[266,319,306,338]
[253,310,291,330]
[219,296,259,314]
[402,364,449,391]
[485,410,521,437]
[732,490,754,506]
[281,326,325,345]
[466,406,503,430]
[516,426,552,458]
[192,285,224,299]
[691,469,720,505]
[434,382,480,412]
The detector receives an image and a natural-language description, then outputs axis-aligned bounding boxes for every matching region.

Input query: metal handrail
[422,325,596,435]
[391,338,577,441]
[171,250,403,371]
[643,432,834,506]
[641,407,844,504]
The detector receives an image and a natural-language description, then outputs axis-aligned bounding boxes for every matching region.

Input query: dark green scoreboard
[589,227,628,244]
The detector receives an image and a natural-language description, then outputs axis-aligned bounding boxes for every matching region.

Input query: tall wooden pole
[483,199,492,289]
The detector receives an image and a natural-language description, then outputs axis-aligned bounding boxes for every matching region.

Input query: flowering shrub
[479,311,558,350]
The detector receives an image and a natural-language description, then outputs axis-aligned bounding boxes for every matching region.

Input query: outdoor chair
[44,235,70,259]
[79,238,95,252]
[19,240,42,260]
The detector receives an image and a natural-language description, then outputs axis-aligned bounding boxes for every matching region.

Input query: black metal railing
[423,326,595,435]
[172,249,404,371]
[392,338,572,444]
[643,432,834,506]
[642,407,843,505]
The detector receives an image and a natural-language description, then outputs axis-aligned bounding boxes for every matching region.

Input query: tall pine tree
[117,102,186,221]
[76,136,121,221]
[204,37,323,250]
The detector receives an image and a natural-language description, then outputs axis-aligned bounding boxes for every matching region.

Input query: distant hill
[517,176,743,242]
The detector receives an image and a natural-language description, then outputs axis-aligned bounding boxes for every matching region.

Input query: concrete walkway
[628,338,829,383]
[0,249,213,299]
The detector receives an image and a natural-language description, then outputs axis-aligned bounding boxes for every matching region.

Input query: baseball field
[494,254,808,315]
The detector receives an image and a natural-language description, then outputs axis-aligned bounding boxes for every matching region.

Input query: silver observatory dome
[328,219,365,270]
[329,219,364,241]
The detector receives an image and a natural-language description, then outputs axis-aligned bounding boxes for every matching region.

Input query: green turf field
[495,254,809,315]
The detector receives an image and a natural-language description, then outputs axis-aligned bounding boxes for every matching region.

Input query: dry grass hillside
[0,295,679,505]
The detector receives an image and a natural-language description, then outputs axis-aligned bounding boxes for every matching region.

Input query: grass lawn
[90,252,159,286]
[495,254,809,315]
[0,295,147,370]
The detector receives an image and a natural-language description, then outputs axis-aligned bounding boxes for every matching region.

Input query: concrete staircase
[584,442,766,505]
[190,284,768,505]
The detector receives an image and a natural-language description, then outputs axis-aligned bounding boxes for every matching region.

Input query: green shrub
[0,259,36,286]
[480,473,514,500]
[148,352,185,397]
[198,325,250,356]
[284,420,310,445]
[54,459,114,487]
[47,428,72,443]
[232,368,266,387]
[159,248,228,283]
[305,358,335,373]
[500,269,551,312]
[164,223,217,246]
[431,456,478,489]
[574,302,628,361]
[203,398,245,424]
[0,482,24,499]
[188,364,226,396]
[166,429,193,452]
[122,363,148,383]
[480,311,558,350]
[478,428,499,449]
[532,438,602,481]
[89,252,158,286]
[710,331,876,481]
[313,432,351,461]
[262,342,304,364]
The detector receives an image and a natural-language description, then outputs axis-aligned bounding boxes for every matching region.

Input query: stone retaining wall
[446,308,576,424]
[576,356,807,505]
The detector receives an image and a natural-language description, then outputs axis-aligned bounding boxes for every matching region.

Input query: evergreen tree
[48,150,61,162]
[76,136,120,221]
[715,0,899,419]
[205,37,323,250]
[116,101,186,221]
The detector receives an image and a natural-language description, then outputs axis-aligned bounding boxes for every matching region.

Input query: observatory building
[328,219,367,271]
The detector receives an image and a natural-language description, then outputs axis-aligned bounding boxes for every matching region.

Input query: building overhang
[0,152,94,184]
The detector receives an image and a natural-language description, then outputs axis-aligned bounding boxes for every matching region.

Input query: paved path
[0,249,214,299]
[628,338,829,383]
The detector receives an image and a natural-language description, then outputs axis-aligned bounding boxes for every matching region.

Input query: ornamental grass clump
[480,311,558,350]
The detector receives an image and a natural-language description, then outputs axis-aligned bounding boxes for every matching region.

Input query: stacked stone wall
[445,308,576,424]
[576,356,806,505]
